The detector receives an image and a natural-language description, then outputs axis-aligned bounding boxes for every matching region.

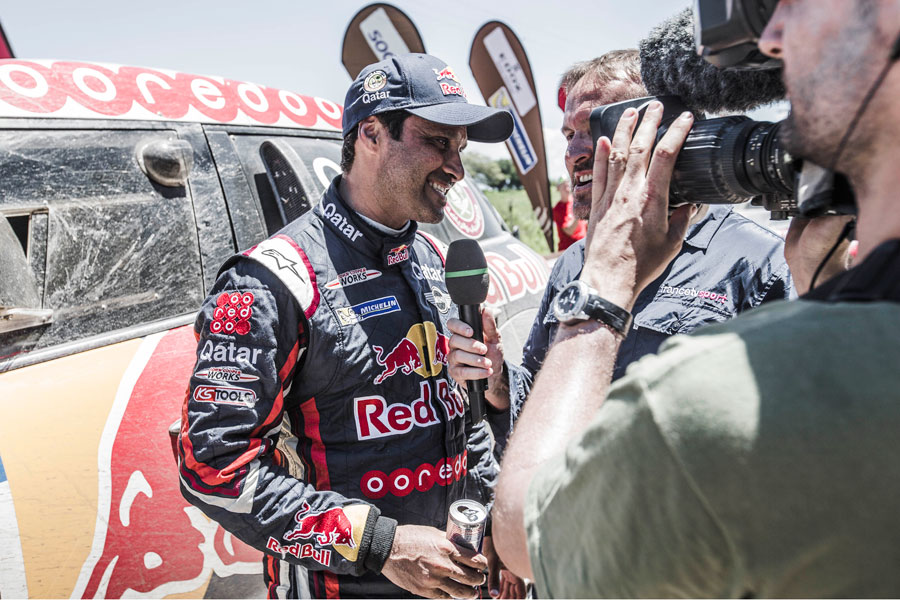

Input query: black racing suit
[179,177,497,598]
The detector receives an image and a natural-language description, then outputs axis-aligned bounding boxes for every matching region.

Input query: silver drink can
[446,499,487,552]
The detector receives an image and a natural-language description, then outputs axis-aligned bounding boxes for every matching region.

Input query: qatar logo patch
[364,70,387,92]
[211,291,254,335]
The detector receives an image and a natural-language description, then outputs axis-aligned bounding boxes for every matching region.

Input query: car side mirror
[136,138,193,187]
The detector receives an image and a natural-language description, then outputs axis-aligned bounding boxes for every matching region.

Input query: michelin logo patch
[337,295,400,324]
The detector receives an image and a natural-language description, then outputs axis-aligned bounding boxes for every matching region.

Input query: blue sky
[3,0,754,179]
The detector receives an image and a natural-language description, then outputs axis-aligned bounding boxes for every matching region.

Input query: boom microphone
[444,239,489,424]
[639,7,785,114]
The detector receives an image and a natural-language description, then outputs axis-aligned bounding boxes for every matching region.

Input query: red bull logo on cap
[372,322,449,384]
[434,66,466,98]
[433,66,461,83]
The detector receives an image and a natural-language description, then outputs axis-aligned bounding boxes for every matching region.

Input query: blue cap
[343,53,514,143]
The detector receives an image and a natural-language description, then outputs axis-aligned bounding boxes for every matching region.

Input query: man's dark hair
[341,110,412,173]
[558,50,648,106]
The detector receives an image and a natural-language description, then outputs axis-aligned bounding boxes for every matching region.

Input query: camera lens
[668,116,795,205]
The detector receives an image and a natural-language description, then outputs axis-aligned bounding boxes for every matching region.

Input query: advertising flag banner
[341,3,425,79]
[470,22,552,248]
[0,21,14,59]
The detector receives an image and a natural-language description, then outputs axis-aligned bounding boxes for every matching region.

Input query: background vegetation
[464,151,562,256]
[485,188,558,255]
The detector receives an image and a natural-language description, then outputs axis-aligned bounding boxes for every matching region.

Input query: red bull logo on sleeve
[266,537,331,567]
[372,322,449,384]
[283,501,357,549]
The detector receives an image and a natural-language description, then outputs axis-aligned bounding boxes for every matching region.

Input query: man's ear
[358,116,381,149]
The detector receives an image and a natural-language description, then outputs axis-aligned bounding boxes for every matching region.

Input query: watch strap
[584,294,633,336]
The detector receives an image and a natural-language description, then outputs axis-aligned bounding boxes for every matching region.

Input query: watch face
[556,284,581,313]
[554,282,585,322]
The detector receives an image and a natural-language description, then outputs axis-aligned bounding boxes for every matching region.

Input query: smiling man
[449,50,792,433]
[179,53,514,599]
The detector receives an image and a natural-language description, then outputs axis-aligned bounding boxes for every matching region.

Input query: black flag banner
[341,3,425,79]
[469,22,552,248]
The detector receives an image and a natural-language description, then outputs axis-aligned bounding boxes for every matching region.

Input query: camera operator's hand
[483,536,527,598]
[381,524,487,599]
[446,310,509,410]
[785,215,854,295]
[580,102,695,309]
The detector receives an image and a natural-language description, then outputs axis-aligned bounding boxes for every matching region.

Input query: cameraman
[493,1,900,597]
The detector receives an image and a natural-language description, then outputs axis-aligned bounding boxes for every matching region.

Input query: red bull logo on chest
[372,321,449,384]
[387,244,410,266]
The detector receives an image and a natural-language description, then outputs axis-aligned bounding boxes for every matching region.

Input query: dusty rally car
[0,59,549,599]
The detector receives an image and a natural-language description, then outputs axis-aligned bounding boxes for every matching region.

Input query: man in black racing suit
[178,53,514,599]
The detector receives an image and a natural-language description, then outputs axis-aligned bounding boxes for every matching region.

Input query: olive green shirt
[525,299,900,598]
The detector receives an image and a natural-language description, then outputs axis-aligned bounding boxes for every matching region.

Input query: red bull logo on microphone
[372,322,450,384]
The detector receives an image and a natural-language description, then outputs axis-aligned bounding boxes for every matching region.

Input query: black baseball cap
[342,53,514,143]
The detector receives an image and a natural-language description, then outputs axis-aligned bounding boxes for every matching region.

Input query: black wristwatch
[552,280,633,335]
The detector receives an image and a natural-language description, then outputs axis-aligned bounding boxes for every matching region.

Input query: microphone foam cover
[639,7,785,114]
[445,239,490,305]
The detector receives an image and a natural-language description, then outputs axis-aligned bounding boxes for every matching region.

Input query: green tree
[461,152,505,189]
[497,159,522,190]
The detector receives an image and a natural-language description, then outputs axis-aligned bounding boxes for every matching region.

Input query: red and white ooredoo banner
[0,60,343,130]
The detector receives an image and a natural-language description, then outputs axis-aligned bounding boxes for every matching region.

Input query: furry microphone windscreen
[639,8,785,114]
